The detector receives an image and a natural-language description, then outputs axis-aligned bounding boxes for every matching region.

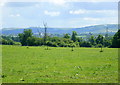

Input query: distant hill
[1,24,118,35]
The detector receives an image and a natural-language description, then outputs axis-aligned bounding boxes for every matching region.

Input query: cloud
[0,2,5,7]
[0,0,7,7]
[69,9,86,14]
[48,0,66,5]
[83,17,100,21]
[82,17,117,24]
[69,9,117,16]
[44,10,60,16]
[34,4,41,7]
[10,14,21,17]
[3,0,119,2]
[83,16,117,22]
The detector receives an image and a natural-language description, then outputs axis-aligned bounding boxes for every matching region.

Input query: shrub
[80,41,92,47]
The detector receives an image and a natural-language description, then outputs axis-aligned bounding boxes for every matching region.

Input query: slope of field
[2,45,118,83]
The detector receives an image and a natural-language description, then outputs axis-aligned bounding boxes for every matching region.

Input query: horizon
[0,1,118,29]
[1,24,118,30]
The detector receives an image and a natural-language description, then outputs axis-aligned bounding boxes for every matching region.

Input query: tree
[96,35,104,45]
[98,44,103,52]
[71,31,77,42]
[70,43,76,51]
[63,33,70,39]
[27,37,36,46]
[18,29,33,46]
[77,37,83,42]
[80,41,92,47]
[103,39,112,47]
[89,35,95,45]
[112,29,120,48]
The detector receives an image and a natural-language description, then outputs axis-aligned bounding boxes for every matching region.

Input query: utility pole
[43,22,47,45]
[105,27,108,38]
[37,28,41,38]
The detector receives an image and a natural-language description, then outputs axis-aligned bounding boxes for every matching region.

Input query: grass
[2,45,118,83]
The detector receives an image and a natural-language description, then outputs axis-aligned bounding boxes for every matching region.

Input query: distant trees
[71,31,77,42]
[80,41,91,47]
[96,35,104,45]
[89,35,95,45]
[2,28,120,48]
[1,38,21,45]
[18,29,33,46]
[16,29,117,48]
[111,29,120,48]
[64,33,70,39]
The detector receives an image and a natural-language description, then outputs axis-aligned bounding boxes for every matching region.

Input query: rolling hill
[1,24,118,35]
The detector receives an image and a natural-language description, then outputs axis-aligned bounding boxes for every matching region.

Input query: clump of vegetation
[111,29,120,48]
[1,29,120,48]
[20,78,25,81]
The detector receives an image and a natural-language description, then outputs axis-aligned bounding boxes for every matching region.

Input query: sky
[0,0,119,29]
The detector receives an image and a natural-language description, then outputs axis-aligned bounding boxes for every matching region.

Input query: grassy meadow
[2,45,118,83]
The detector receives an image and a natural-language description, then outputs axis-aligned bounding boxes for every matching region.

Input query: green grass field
[2,45,118,83]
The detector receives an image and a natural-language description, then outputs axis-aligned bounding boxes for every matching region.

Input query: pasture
[2,45,118,83]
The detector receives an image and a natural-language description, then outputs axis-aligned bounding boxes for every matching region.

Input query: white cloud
[35,4,41,7]
[44,10,60,16]
[16,14,20,16]
[0,3,5,7]
[69,9,117,16]
[48,0,66,5]
[95,10,117,14]
[69,9,86,14]
[0,0,7,7]
[83,17,100,21]
[4,0,119,2]
[83,17,117,24]
[10,14,21,17]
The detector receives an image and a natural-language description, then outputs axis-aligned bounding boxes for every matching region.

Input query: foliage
[63,33,70,39]
[112,29,120,48]
[80,41,92,47]
[96,35,104,45]
[89,35,95,45]
[0,38,21,45]
[2,29,119,48]
[71,31,77,42]
[18,29,33,46]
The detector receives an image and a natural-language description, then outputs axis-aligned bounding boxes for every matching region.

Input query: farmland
[2,45,118,83]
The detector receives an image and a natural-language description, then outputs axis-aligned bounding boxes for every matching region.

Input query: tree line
[1,29,119,48]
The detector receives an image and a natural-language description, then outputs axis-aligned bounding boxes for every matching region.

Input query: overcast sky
[0,0,118,28]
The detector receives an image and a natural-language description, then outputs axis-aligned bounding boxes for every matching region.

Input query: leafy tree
[18,29,33,46]
[112,29,120,48]
[103,39,112,47]
[1,39,8,45]
[71,31,77,42]
[96,35,104,45]
[89,35,95,45]
[59,42,66,47]
[1,38,18,45]
[70,43,76,51]
[13,42,21,46]
[27,37,36,46]
[80,41,92,47]
[63,33,70,39]
[34,38,44,46]
[77,37,83,42]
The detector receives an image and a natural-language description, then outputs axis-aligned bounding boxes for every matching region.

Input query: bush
[80,41,92,47]
[95,44,103,48]
[13,42,21,46]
